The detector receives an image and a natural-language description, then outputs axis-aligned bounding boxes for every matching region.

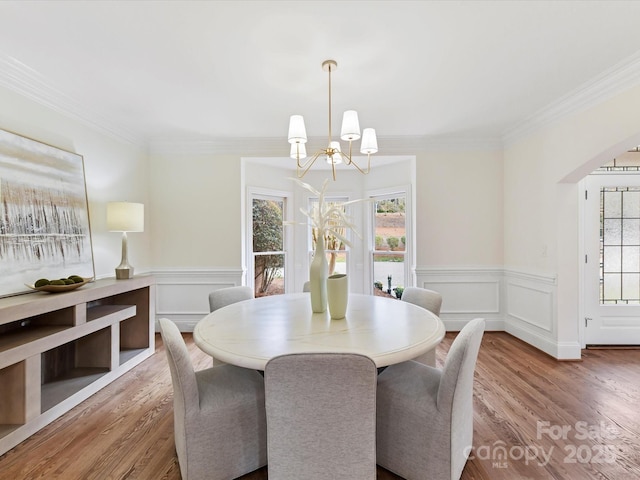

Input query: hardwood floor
[1,331,639,479]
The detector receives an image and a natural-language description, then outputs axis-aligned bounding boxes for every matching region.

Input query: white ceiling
[1,1,640,149]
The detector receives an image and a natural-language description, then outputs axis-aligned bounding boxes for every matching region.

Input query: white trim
[367,184,413,293]
[245,187,293,295]
[504,50,640,144]
[416,265,505,276]
[503,267,557,285]
[505,321,581,360]
[0,50,143,146]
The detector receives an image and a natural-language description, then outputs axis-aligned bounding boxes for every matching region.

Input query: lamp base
[115,267,134,279]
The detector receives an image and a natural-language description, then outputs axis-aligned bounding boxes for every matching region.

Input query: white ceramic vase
[327,273,348,319]
[309,235,328,313]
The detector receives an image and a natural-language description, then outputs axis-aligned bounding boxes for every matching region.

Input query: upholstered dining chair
[159,318,267,480]
[402,286,443,367]
[208,285,253,366]
[265,353,378,480]
[208,285,253,312]
[376,317,485,480]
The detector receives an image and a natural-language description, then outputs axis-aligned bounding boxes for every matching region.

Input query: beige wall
[149,152,242,268]
[415,149,504,266]
[148,149,504,274]
[0,85,151,279]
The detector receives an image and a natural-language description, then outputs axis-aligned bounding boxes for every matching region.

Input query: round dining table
[194,292,445,370]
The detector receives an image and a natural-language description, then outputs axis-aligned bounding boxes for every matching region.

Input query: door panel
[584,175,640,345]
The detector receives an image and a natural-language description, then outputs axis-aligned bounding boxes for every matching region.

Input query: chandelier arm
[346,154,372,175]
[296,150,324,178]
[344,139,354,165]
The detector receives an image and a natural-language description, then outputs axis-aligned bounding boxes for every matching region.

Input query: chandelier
[288,59,378,181]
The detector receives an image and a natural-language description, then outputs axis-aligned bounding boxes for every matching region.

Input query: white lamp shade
[107,202,144,232]
[288,115,308,144]
[327,141,343,165]
[340,110,361,141]
[290,142,307,159]
[360,128,378,154]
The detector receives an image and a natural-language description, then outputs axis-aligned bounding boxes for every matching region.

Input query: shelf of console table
[0,275,156,456]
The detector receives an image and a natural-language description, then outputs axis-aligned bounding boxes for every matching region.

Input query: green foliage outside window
[253,199,284,295]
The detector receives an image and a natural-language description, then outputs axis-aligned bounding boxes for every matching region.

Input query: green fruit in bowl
[49,279,66,286]
[34,278,50,287]
[69,275,84,283]
[62,279,75,285]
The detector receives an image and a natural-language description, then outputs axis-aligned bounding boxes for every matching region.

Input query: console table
[0,276,155,456]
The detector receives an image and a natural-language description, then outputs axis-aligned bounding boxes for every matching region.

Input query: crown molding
[0,50,144,146]
[9,44,638,154]
[503,51,640,145]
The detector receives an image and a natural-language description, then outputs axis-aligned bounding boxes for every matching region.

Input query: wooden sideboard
[0,276,155,456]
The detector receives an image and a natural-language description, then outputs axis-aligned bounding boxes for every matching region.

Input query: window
[371,192,407,298]
[251,195,287,296]
[600,186,640,304]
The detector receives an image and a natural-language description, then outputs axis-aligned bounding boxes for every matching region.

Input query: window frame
[366,184,413,295]
[246,187,293,296]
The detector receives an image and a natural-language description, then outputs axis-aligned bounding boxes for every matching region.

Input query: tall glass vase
[309,235,328,313]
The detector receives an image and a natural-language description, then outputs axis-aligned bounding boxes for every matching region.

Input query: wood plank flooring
[1,331,639,479]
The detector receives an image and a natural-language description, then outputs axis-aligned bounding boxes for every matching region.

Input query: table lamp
[107,201,144,279]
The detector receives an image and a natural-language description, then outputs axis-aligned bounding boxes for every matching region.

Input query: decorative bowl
[25,278,94,293]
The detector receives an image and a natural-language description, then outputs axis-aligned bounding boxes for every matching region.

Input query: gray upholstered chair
[158,318,267,480]
[208,286,253,366]
[376,317,485,480]
[208,285,253,312]
[402,286,443,367]
[302,280,311,292]
[265,353,377,480]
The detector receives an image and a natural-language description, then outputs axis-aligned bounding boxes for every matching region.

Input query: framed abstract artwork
[0,129,95,297]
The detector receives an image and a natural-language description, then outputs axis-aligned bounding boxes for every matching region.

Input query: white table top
[194,293,446,370]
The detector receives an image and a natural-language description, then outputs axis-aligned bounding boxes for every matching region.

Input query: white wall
[504,83,640,358]
[0,85,151,280]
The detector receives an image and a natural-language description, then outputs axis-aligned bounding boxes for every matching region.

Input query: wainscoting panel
[503,268,564,358]
[506,281,553,332]
[414,267,504,331]
[152,269,244,331]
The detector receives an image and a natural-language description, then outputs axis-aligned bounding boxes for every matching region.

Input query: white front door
[584,174,640,345]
